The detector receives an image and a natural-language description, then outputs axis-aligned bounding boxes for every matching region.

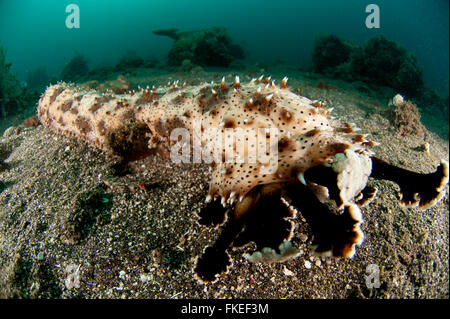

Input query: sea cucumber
[37,77,449,283]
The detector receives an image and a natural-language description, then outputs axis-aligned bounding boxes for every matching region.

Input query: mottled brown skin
[39,80,371,201]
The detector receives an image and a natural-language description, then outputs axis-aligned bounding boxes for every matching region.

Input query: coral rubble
[114,50,144,72]
[153,27,244,67]
[391,94,427,138]
[312,34,353,74]
[311,34,425,99]
[60,54,89,82]
[0,48,27,117]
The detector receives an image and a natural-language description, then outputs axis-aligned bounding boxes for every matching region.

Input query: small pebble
[140,274,148,283]
[299,233,308,242]
[283,266,295,276]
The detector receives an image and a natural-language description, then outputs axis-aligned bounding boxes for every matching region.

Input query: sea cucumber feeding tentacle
[37,78,449,283]
[284,182,364,258]
[370,157,449,209]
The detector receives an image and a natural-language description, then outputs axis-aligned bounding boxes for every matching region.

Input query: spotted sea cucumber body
[37,77,372,205]
[36,76,450,281]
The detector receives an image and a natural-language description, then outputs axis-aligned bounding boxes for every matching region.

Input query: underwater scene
[0,0,449,302]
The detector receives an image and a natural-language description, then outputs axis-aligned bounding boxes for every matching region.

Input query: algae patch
[62,185,113,243]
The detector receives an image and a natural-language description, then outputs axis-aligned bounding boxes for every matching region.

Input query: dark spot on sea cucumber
[75,116,91,134]
[49,88,64,104]
[327,143,349,155]
[97,120,106,136]
[224,118,237,129]
[89,103,102,113]
[183,111,192,119]
[280,109,293,122]
[305,129,320,137]
[61,100,73,112]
